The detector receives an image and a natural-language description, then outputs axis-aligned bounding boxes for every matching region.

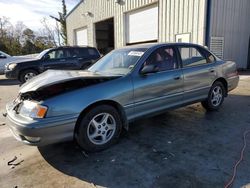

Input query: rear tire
[76,105,122,152]
[201,81,225,111]
[19,69,38,83]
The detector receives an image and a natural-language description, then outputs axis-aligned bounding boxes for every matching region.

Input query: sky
[0,0,80,31]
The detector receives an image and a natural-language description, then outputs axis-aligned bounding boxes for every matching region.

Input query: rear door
[75,48,100,69]
[132,46,184,118]
[178,45,217,102]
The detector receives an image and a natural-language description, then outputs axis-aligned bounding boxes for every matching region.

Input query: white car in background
[0,51,35,75]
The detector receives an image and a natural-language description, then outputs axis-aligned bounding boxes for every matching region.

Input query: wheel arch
[74,100,129,135]
[18,68,39,81]
[213,77,228,96]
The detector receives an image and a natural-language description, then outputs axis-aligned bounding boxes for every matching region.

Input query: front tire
[201,81,225,111]
[19,69,38,83]
[76,105,122,152]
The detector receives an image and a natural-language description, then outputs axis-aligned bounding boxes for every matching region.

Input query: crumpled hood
[20,70,121,94]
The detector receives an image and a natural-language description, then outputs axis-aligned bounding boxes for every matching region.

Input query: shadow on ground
[0,78,20,86]
[38,94,250,188]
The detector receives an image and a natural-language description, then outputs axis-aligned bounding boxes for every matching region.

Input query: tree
[50,0,67,45]
[0,16,56,55]
[40,17,57,46]
[0,16,10,39]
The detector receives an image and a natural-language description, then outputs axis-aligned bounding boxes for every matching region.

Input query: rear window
[71,48,99,57]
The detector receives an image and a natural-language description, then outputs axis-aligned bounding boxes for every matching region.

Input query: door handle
[209,68,215,73]
[174,75,181,80]
[60,59,66,62]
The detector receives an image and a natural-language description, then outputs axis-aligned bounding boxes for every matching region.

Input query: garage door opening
[95,18,114,55]
[126,5,158,45]
[75,28,88,46]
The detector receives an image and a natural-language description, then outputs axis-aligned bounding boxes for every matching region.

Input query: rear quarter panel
[220,60,239,91]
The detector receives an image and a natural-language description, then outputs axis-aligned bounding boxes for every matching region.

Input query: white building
[66,0,250,69]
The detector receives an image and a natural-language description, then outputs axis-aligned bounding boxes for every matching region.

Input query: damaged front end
[11,70,121,120]
[5,70,124,146]
[19,77,117,101]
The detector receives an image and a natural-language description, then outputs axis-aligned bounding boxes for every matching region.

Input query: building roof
[66,0,84,19]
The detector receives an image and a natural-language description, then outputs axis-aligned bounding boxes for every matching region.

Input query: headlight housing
[7,63,17,70]
[19,101,48,119]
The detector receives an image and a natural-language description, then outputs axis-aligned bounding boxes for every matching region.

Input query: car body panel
[5,43,239,146]
[19,69,121,93]
[42,74,134,118]
[182,63,217,103]
[132,69,184,119]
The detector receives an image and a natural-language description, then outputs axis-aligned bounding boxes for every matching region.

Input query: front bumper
[5,102,79,146]
[0,68,5,75]
[5,69,18,79]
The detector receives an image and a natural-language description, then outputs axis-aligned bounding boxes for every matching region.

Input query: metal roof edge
[66,0,84,19]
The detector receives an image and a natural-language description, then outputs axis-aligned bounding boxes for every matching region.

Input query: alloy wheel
[87,113,116,145]
[24,72,36,81]
[211,86,223,107]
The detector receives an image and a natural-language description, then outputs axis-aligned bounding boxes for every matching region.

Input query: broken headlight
[19,101,48,119]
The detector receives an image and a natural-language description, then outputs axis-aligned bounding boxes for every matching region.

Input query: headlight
[19,101,48,119]
[8,63,17,70]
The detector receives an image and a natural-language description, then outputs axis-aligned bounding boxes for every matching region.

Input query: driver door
[132,46,184,118]
[42,49,76,71]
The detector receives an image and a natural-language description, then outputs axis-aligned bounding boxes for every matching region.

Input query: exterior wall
[209,0,250,68]
[66,0,158,48]
[66,0,207,48]
[159,0,207,45]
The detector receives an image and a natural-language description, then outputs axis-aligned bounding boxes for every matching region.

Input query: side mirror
[43,54,50,60]
[140,64,158,75]
[0,54,7,59]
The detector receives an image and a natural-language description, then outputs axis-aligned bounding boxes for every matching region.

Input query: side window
[64,49,71,58]
[78,48,89,56]
[88,48,98,56]
[208,54,216,63]
[46,50,64,60]
[178,47,207,67]
[144,47,178,72]
[202,49,216,63]
[71,48,81,58]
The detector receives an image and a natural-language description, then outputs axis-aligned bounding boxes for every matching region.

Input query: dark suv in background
[5,46,101,82]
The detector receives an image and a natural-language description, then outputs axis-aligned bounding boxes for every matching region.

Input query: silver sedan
[5,43,239,152]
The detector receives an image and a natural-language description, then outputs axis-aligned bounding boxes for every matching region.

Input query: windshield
[36,49,50,59]
[0,51,10,57]
[89,48,147,75]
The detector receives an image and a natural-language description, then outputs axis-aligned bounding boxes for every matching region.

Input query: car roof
[48,46,96,51]
[119,42,206,50]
